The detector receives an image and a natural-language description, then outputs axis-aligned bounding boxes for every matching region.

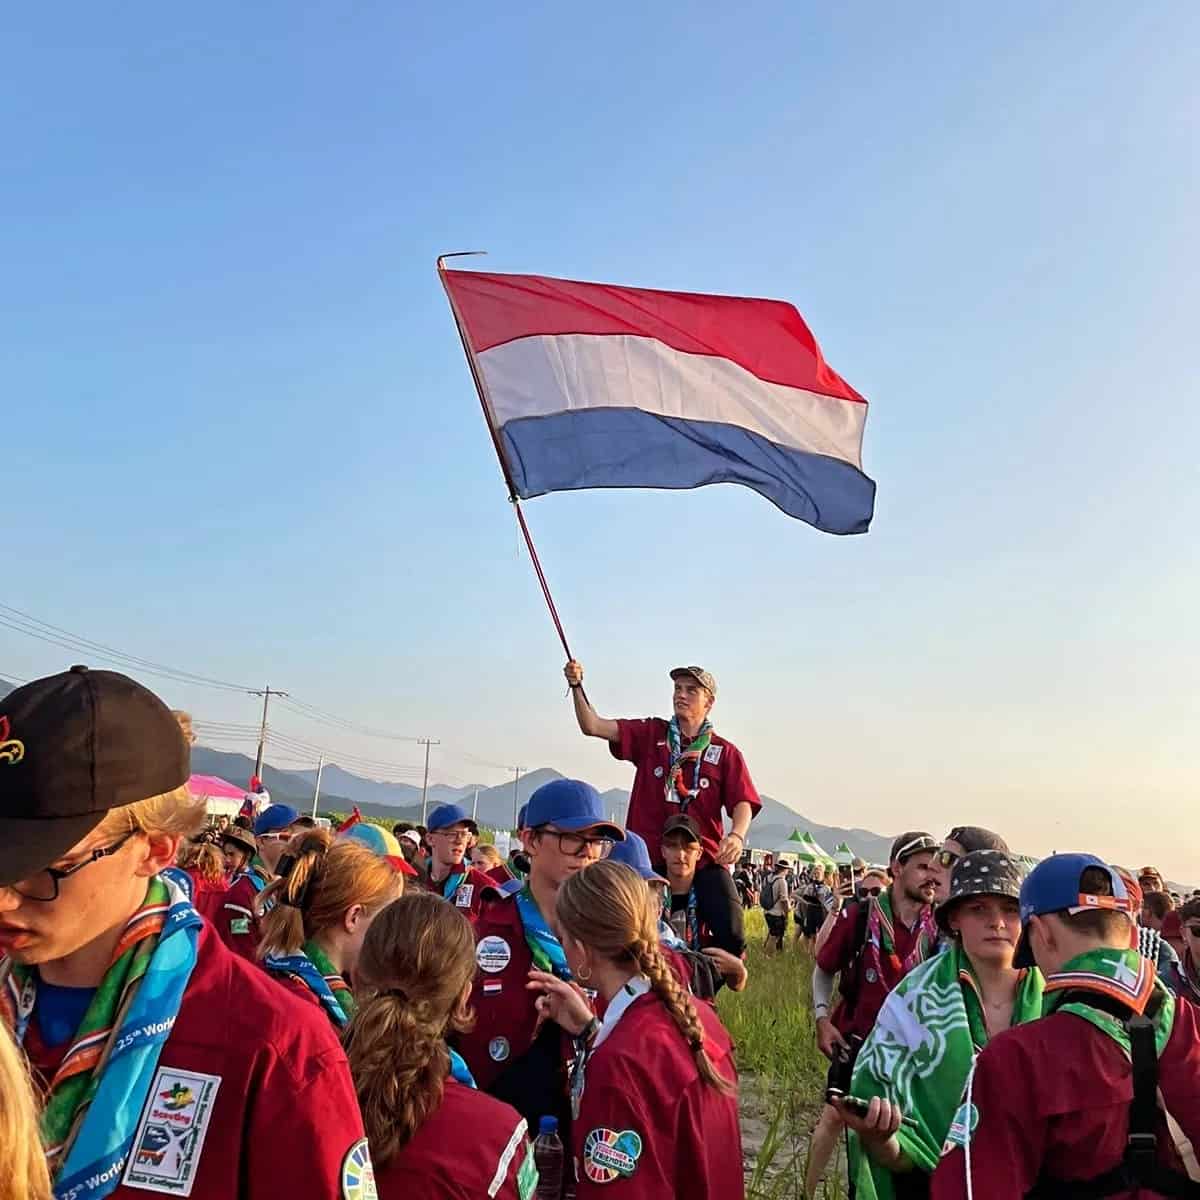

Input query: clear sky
[4,4,1197,880]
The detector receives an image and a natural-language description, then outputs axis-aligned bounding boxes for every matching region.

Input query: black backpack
[1025,989,1200,1199]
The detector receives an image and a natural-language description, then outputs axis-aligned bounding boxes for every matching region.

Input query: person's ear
[343,903,365,934]
[138,832,183,878]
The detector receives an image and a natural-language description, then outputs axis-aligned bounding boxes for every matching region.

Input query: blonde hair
[94,785,207,841]
[472,843,502,868]
[556,860,734,1094]
[344,893,477,1167]
[255,831,399,958]
[0,1028,52,1200]
[177,838,225,886]
[170,710,196,746]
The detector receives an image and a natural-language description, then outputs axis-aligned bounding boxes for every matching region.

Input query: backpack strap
[1026,988,1200,1200]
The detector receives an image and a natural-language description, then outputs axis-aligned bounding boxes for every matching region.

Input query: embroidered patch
[0,716,24,765]
[229,918,250,935]
[489,1036,511,1062]
[941,1102,979,1154]
[864,968,878,984]
[340,1137,378,1199]
[122,1067,221,1195]
[703,744,723,765]
[455,884,474,909]
[483,980,503,996]
[583,1127,643,1183]
[476,936,512,974]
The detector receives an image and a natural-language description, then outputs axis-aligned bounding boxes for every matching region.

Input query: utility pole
[418,738,440,825]
[311,755,324,819]
[471,787,479,823]
[248,687,288,781]
[512,766,524,829]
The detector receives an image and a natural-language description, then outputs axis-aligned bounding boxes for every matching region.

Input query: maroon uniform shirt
[931,998,1200,1200]
[377,1079,532,1200]
[422,863,496,921]
[210,872,264,962]
[572,991,743,1198]
[22,921,370,1200]
[457,885,575,1135]
[609,718,761,864]
[815,897,924,1041]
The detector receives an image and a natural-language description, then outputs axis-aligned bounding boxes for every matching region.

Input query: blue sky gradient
[4,4,1197,877]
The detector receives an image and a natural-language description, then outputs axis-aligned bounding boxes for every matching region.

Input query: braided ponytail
[636,939,734,1094]
[556,860,735,1094]
[344,893,478,1169]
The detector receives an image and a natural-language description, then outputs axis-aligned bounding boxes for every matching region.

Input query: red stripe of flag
[444,270,865,402]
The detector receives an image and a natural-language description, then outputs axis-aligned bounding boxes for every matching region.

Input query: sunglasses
[861,886,883,898]
[935,850,960,869]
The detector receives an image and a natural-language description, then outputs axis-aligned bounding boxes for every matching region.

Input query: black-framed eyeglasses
[9,831,139,903]
[935,849,961,869]
[536,828,614,858]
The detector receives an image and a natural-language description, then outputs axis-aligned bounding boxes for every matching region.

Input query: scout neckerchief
[570,976,650,1119]
[848,942,1044,1198]
[665,716,713,810]
[436,863,467,901]
[160,864,194,901]
[666,886,702,949]
[1043,947,1175,1057]
[864,888,938,987]
[0,876,201,1200]
[514,887,572,980]
[263,939,357,1029]
[448,1046,477,1089]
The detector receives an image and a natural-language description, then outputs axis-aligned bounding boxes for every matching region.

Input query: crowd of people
[0,661,1197,1200]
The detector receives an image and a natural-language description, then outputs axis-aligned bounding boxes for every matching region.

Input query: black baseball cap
[661,813,702,843]
[935,850,1025,933]
[890,831,938,864]
[0,666,190,886]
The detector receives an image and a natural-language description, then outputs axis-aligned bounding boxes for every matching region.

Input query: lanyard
[570,977,651,1118]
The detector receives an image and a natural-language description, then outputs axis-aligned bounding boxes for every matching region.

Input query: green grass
[717,910,846,1199]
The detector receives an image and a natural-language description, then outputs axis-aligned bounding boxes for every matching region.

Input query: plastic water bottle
[533,1114,564,1199]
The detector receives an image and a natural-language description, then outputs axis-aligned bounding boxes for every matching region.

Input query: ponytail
[556,860,735,1095]
[256,831,398,959]
[635,938,734,1094]
[344,893,478,1169]
[178,839,224,886]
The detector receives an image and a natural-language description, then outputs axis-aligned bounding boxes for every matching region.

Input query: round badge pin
[699,777,710,789]
[488,1036,511,1062]
[653,766,664,778]
[476,936,512,974]
[865,968,878,984]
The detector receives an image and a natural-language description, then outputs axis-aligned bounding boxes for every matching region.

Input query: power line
[0,603,515,778]
[0,604,256,693]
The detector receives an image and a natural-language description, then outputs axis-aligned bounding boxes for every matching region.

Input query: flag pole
[437,254,578,663]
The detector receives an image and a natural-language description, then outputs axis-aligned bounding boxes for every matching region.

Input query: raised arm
[563,660,620,741]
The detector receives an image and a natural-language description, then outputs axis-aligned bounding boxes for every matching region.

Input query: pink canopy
[188,773,247,800]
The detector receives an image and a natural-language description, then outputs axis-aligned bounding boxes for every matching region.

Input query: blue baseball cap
[427,803,479,835]
[516,803,528,830]
[608,831,667,884]
[1013,853,1134,968]
[524,779,625,841]
[254,804,300,836]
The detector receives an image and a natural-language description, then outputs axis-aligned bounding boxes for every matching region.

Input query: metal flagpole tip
[436,251,488,271]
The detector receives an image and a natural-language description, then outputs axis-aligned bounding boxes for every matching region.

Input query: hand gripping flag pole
[437,253,579,664]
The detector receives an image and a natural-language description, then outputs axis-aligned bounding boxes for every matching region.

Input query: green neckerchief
[1044,946,1175,1058]
[849,942,1044,1197]
[304,938,357,1024]
[18,878,173,1158]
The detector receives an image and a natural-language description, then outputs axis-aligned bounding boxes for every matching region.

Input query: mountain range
[189,744,895,863]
